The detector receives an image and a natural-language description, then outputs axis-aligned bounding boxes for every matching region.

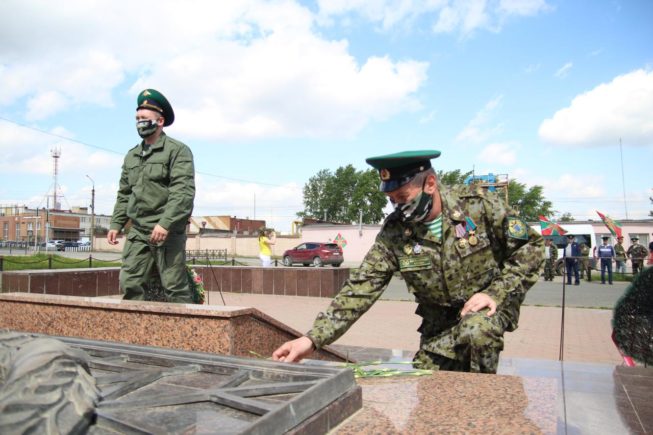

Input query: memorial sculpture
[0,330,100,434]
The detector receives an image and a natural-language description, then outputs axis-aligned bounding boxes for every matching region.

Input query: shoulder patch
[505,216,529,240]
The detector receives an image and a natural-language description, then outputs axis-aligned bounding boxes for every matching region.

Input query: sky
[1,0,652,233]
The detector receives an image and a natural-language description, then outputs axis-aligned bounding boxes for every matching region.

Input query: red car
[282,242,343,267]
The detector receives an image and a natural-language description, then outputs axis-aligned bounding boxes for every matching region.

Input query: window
[15,223,20,238]
[3,223,7,239]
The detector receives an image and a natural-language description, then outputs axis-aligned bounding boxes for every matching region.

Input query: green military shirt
[614,243,626,261]
[307,184,545,349]
[110,133,195,234]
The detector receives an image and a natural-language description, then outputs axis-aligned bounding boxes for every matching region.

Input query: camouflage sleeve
[306,239,397,349]
[109,157,131,231]
[481,196,545,306]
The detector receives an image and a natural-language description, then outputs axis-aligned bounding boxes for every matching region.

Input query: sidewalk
[207,291,624,365]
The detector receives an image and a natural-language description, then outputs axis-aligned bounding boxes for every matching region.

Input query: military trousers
[413,305,510,374]
[119,227,193,303]
[543,259,556,281]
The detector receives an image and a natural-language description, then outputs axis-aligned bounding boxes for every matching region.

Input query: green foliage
[436,169,473,186]
[507,180,553,222]
[298,165,387,224]
[558,212,575,222]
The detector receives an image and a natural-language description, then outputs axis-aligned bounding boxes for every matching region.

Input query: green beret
[137,89,174,126]
[366,150,441,192]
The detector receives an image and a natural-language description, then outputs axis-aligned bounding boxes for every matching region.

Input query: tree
[437,169,473,186]
[508,180,553,222]
[558,212,575,222]
[298,165,387,224]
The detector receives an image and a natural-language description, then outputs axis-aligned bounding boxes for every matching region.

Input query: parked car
[57,241,79,251]
[282,242,343,267]
[43,241,59,250]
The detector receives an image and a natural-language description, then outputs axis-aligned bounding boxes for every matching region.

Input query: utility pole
[86,175,95,251]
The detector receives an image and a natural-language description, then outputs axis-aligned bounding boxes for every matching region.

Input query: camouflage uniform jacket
[627,243,648,261]
[110,133,195,234]
[307,184,545,349]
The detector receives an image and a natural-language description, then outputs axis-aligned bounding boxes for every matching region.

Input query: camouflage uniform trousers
[543,258,556,281]
[579,257,592,281]
[412,305,510,374]
[119,227,193,303]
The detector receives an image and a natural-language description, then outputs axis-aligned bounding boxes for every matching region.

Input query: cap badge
[143,90,151,96]
[380,169,391,181]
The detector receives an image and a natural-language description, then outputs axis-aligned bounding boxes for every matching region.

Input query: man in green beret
[108,89,195,303]
[273,150,544,373]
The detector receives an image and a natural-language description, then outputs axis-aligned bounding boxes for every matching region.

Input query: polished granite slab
[328,345,652,434]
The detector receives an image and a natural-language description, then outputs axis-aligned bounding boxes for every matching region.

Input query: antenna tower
[51,147,61,210]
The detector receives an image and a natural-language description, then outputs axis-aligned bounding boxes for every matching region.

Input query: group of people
[106,93,546,374]
[108,88,652,376]
[545,234,651,286]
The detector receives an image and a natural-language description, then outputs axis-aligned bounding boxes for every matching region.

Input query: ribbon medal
[465,216,478,246]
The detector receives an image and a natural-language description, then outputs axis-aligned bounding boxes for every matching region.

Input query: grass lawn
[1,253,121,271]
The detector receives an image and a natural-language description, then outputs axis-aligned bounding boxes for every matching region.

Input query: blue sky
[1,0,652,232]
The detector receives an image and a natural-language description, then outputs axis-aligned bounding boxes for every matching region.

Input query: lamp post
[86,175,95,252]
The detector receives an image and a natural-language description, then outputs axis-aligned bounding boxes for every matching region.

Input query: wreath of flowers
[187,265,206,304]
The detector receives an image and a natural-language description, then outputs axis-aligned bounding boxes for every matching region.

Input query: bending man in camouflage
[108,89,195,303]
[273,150,544,373]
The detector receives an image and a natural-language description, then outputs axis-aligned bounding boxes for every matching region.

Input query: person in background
[614,236,627,275]
[258,228,276,267]
[627,236,648,275]
[108,89,195,303]
[272,150,544,374]
[543,238,557,281]
[579,242,592,282]
[596,236,615,285]
[563,234,580,285]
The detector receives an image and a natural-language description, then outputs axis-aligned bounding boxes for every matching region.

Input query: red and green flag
[538,215,567,236]
[596,211,622,238]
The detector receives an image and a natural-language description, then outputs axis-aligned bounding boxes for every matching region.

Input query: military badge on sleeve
[506,216,529,240]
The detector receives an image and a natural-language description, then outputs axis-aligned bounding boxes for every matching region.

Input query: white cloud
[0,121,122,175]
[455,95,504,143]
[554,62,573,78]
[318,0,550,36]
[478,142,519,165]
[193,175,303,232]
[539,69,653,147]
[0,0,427,141]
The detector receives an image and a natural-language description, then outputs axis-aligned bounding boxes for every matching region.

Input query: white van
[531,223,597,275]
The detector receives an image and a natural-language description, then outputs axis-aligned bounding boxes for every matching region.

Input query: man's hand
[461,292,497,317]
[272,336,315,363]
[107,229,120,245]
[149,224,169,244]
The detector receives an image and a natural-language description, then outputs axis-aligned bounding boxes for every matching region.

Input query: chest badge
[468,231,478,246]
[404,228,412,236]
[458,238,468,249]
[413,243,422,254]
[403,244,413,255]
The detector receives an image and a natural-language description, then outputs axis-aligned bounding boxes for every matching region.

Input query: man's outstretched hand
[272,336,315,363]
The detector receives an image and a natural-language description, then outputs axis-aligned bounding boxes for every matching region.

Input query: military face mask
[136,119,159,138]
[391,190,434,223]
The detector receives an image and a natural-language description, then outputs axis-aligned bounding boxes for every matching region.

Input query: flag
[538,215,567,236]
[596,211,622,238]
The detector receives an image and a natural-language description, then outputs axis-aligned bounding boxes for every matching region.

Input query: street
[1,248,630,309]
